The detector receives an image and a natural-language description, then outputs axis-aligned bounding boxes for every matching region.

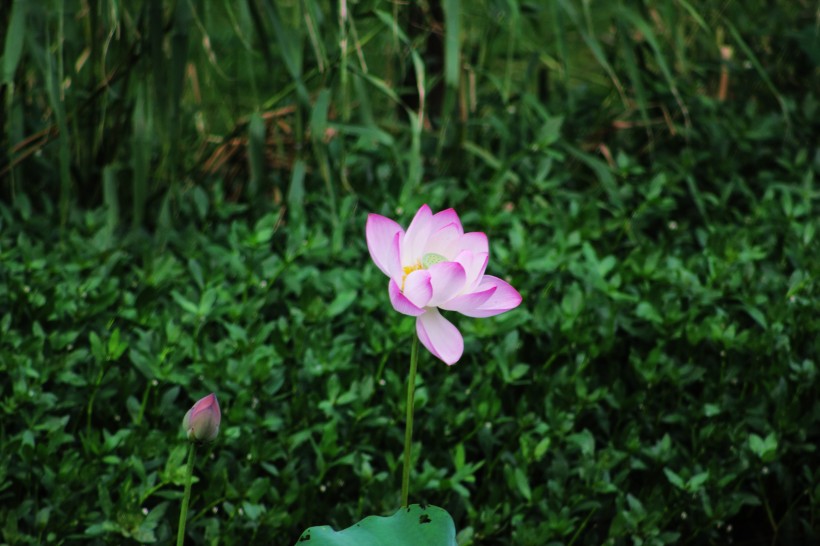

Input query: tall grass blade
[259,0,309,104]
[676,0,710,33]
[303,0,327,74]
[248,112,266,200]
[561,143,624,212]
[148,0,167,122]
[2,0,26,86]
[622,9,690,130]
[373,9,425,201]
[550,0,571,109]
[336,0,352,192]
[288,158,306,225]
[4,98,23,197]
[502,0,520,103]
[556,0,628,107]
[233,0,261,106]
[2,0,27,194]
[376,8,418,45]
[102,164,119,248]
[353,67,403,107]
[615,19,653,145]
[246,0,275,67]
[310,88,339,246]
[170,0,192,119]
[409,48,426,127]
[287,158,307,254]
[309,89,332,152]
[42,0,72,226]
[132,84,150,230]
[352,72,375,127]
[401,113,423,205]
[338,0,350,121]
[724,19,791,131]
[442,0,461,88]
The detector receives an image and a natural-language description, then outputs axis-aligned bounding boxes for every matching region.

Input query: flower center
[421,252,446,268]
[401,253,447,291]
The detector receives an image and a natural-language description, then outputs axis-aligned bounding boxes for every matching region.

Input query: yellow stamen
[401,262,422,291]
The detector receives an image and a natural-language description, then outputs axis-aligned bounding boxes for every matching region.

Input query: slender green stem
[176,443,197,546]
[401,335,420,507]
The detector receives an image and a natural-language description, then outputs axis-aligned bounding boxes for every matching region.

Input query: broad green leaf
[626,494,646,517]
[749,433,778,462]
[295,505,456,546]
[514,467,532,501]
[636,301,663,324]
[188,259,204,290]
[567,429,595,456]
[254,213,280,244]
[687,471,710,491]
[171,291,199,315]
[326,290,357,318]
[534,437,551,461]
[743,305,768,329]
[663,467,685,490]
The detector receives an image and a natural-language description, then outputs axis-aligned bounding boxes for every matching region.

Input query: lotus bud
[182,393,221,443]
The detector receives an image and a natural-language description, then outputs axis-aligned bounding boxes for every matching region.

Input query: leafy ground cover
[1,0,818,544]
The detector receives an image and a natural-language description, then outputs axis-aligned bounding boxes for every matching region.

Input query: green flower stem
[401,335,420,507]
[176,443,197,546]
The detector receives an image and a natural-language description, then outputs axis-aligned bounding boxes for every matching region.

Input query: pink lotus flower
[366,204,522,365]
[183,393,221,443]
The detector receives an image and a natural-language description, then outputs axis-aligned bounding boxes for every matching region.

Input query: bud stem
[401,335,420,507]
[176,443,197,546]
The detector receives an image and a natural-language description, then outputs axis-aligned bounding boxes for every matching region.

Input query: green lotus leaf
[294,504,456,546]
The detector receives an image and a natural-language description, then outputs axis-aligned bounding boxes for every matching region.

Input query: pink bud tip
[182,393,221,443]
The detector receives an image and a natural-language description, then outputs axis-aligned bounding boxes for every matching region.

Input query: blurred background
[1,0,818,544]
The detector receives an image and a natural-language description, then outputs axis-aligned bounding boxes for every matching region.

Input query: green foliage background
[1,0,818,544]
